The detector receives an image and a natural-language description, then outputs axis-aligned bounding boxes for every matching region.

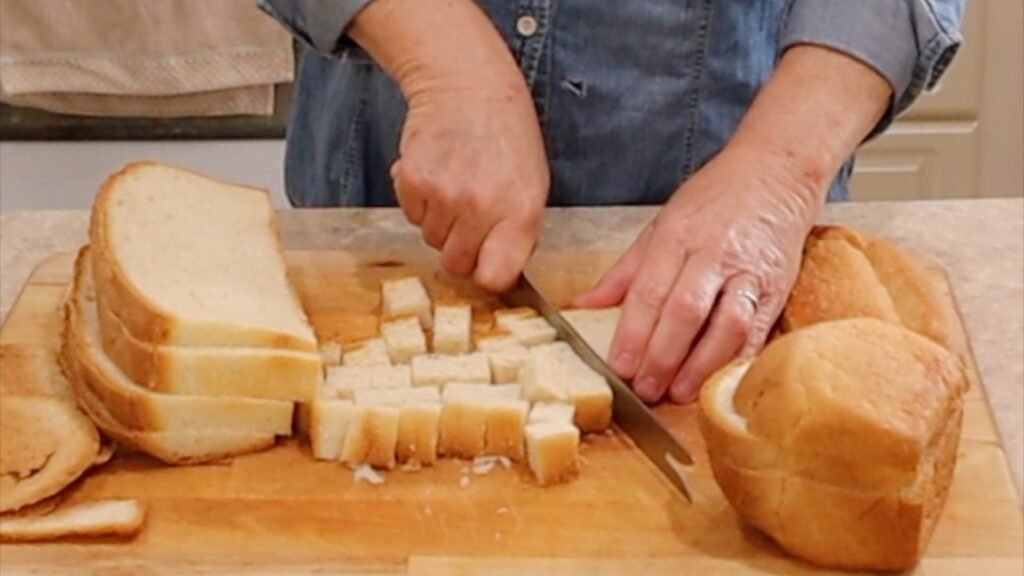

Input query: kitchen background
[0,0,1020,210]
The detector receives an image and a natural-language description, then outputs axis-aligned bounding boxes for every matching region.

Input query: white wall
[0,140,290,211]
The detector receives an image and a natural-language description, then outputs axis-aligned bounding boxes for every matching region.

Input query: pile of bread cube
[304,276,614,486]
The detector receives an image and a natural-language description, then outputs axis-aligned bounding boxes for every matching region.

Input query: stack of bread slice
[307,274,616,486]
[59,162,323,465]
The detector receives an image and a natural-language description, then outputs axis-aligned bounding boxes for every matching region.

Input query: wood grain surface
[0,249,1020,576]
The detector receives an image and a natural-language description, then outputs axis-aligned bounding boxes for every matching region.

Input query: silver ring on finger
[733,286,760,311]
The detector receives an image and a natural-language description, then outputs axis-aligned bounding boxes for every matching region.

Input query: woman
[258,0,965,404]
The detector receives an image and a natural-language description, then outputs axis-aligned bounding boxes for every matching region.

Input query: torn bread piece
[396,387,442,466]
[0,499,145,542]
[381,316,428,365]
[411,353,491,388]
[528,401,575,425]
[343,338,392,367]
[309,400,355,461]
[486,345,529,383]
[342,393,401,469]
[526,420,581,486]
[318,340,343,366]
[438,383,492,458]
[381,276,433,330]
[432,304,472,354]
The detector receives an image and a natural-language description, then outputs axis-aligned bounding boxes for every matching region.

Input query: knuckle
[664,292,706,325]
[632,280,672,310]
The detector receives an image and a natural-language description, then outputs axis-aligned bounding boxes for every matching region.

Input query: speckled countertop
[2,199,1022,498]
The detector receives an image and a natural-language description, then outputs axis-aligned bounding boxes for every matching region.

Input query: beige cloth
[0,0,293,117]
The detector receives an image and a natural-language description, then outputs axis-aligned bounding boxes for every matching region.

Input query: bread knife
[500,273,695,503]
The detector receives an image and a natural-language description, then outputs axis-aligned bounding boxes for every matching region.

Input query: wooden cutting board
[0,248,1021,576]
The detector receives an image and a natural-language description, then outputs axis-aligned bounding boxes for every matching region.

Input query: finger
[440,215,494,278]
[668,273,760,404]
[632,253,723,402]
[740,291,784,358]
[607,229,686,384]
[474,216,539,292]
[419,201,456,250]
[390,160,427,226]
[572,224,653,309]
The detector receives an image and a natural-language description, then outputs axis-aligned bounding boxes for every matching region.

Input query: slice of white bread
[66,249,293,435]
[88,162,317,351]
[0,396,100,513]
[410,353,490,387]
[698,318,967,571]
[0,499,145,542]
[342,338,392,366]
[381,276,433,329]
[95,296,321,401]
[525,421,580,486]
[380,316,428,364]
[60,330,277,465]
[432,304,472,354]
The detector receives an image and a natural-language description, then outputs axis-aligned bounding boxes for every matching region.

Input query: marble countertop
[2,199,1021,498]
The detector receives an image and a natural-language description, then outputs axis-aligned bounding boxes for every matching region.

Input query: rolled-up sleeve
[256,0,374,57]
[781,0,966,135]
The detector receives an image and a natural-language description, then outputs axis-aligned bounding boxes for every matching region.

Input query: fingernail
[634,376,658,401]
[612,350,636,374]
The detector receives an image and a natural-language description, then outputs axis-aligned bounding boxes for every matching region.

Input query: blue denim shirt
[258,0,965,207]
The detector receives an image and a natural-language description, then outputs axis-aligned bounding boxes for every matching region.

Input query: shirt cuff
[256,0,374,58]
[780,0,964,136]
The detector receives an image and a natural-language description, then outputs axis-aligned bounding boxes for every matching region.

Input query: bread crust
[95,294,321,401]
[0,499,145,542]
[783,225,964,364]
[89,161,317,352]
[698,318,967,571]
[65,247,294,435]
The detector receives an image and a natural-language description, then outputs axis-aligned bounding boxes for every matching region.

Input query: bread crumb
[353,464,386,485]
[496,506,510,514]
[459,476,471,488]
[424,507,433,515]
[472,455,500,475]
[401,461,423,472]
[497,456,512,470]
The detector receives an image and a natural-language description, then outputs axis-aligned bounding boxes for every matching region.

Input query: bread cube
[396,387,442,466]
[353,387,407,406]
[570,371,613,433]
[493,308,538,330]
[318,340,343,366]
[486,345,529,383]
[381,316,428,364]
[309,400,355,461]
[432,304,472,354]
[518,350,572,402]
[343,338,391,367]
[505,317,557,347]
[411,353,491,387]
[528,401,576,424]
[484,399,529,460]
[475,334,521,352]
[342,402,400,469]
[438,383,491,458]
[382,276,433,329]
[526,421,580,485]
[324,365,411,399]
[489,383,523,400]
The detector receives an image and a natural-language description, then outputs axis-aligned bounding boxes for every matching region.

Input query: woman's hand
[349,0,550,292]
[575,145,821,404]
[392,80,549,292]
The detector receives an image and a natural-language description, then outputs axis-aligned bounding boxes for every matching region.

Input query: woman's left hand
[574,143,824,404]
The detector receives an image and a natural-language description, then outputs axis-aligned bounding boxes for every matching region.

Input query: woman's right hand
[350,0,550,292]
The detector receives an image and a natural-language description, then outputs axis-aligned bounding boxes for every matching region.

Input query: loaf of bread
[782,225,963,361]
[88,162,317,352]
[698,317,967,571]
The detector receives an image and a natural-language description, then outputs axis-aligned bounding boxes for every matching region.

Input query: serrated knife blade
[500,273,695,502]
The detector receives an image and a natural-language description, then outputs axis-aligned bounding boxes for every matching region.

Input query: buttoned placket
[514,0,553,120]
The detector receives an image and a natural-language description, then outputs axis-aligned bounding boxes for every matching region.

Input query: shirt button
[516,15,538,37]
